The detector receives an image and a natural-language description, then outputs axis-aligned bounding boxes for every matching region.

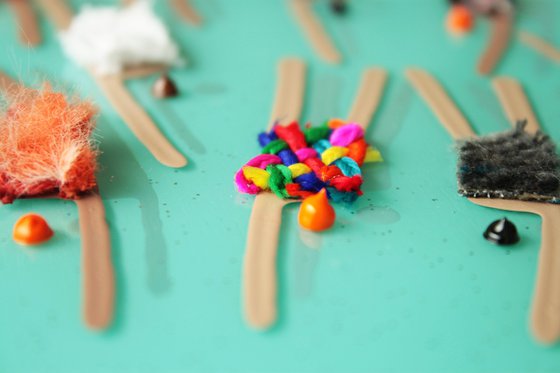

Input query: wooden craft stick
[408,68,560,344]
[76,193,114,330]
[477,12,513,75]
[244,59,387,329]
[405,68,475,139]
[289,0,341,64]
[8,0,41,46]
[35,0,73,30]
[244,58,307,329]
[170,0,202,26]
[347,68,388,129]
[519,31,560,64]
[491,77,560,344]
[0,69,115,330]
[37,0,188,168]
[268,58,307,128]
[244,194,292,328]
[492,77,540,134]
[95,75,187,168]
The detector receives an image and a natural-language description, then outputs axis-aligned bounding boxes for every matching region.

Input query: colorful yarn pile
[235,119,382,203]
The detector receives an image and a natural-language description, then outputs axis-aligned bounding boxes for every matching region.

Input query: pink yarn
[295,148,318,161]
[234,154,282,194]
[330,124,364,147]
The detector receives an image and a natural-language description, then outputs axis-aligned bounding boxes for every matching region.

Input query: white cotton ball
[59,1,184,75]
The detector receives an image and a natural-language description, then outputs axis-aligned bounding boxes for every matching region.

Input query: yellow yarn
[288,163,311,178]
[321,146,348,165]
[365,147,383,163]
[242,166,270,189]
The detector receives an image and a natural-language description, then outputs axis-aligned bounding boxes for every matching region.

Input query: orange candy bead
[298,188,336,232]
[446,5,474,35]
[13,213,54,246]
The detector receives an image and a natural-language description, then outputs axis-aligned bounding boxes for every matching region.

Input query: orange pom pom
[298,189,336,232]
[446,5,474,35]
[13,213,54,246]
[327,118,346,129]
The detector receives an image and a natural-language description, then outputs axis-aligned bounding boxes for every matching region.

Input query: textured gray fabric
[457,121,560,203]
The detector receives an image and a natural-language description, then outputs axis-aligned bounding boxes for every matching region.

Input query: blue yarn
[328,188,358,203]
[312,139,332,154]
[294,173,325,193]
[258,131,278,146]
[278,149,299,166]
[334,157,361,177]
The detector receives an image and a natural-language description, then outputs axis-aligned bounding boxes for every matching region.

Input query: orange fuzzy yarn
[0,86,98,204]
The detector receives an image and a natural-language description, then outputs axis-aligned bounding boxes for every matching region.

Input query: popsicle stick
[406,68,475,139]
[268,58,307,128]
[519,31,560,64]
[38,0,187,168]
[0,71,19,97]
[244,58,307,329]
[35,0,73,31]
[491,76,560,344]
[347,68,388,129]
[8,0,41,46]
[468,197,560,344]
[95,75,187,168]
[244,194,292,328]
[409,70,560,344]
[477,13,513,75]
[170,0,202,26]
[75,192,114,330]
[492,77,540,134]
[289,0,341,64]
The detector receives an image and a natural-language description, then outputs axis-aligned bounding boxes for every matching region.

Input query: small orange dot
[446,5,474,34]
[13,213,54,246]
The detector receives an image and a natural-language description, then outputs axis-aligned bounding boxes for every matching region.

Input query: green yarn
[266,164,292,198]
[304,125,331,144]
[261,139,288,155]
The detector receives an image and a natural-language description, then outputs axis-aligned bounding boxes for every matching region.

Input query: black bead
[330,0,347,15]
[483,218,519,245]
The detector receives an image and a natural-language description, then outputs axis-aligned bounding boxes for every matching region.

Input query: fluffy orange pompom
[0,86,98,204]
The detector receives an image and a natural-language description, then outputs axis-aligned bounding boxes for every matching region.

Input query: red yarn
[286,183,314,198]
[303,157,325,175]
[330,175,363,192]
[347,139,367,166]
[320,165,343,182]
[274,121,307,152]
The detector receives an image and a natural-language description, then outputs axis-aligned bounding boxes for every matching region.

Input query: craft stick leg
[519,31,560,63]
[531,205,560,344]
[243,194,289,328]
[75,193,114,330]
[95,75,187,168]
[492,77,540,134]
[170,0,203,26]
[35,0,73,31]
[477,13,513,75]
[8,0,41,46]
[347,68,388,129]
[289,0,341,64]
[269,58,307,128]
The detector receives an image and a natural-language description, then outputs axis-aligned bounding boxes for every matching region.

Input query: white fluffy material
[60,1,183,75]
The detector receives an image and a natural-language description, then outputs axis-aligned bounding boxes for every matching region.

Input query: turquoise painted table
[1,0,560,372]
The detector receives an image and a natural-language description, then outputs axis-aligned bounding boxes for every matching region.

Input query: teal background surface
[1,0,560,372]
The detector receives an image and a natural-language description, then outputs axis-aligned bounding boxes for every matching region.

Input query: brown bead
[152,74,179,98]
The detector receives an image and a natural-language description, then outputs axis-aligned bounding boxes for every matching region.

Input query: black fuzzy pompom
[457,121,560,203]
